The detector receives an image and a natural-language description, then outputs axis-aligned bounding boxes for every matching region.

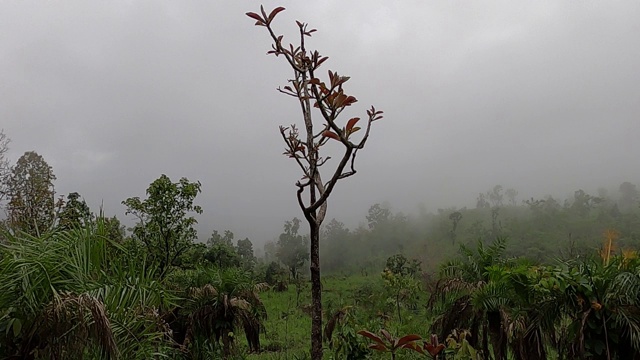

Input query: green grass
[237,274,433,360]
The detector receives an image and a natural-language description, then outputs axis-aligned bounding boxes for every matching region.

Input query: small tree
[123,174,202,279]
[367,203,392,230]
[6,151,57,236]
[57,192,93,231]
[205,229,240,269]
[237,237,257,271]
[276,217,308,280]
[505,188,518,207]
[247,7,383,358]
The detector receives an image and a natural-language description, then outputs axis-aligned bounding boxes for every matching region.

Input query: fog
[1,1,639,244]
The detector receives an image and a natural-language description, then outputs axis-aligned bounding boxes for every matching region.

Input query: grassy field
[241,275,432,360]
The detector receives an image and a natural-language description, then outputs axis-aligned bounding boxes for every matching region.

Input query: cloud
[1,1,639,243]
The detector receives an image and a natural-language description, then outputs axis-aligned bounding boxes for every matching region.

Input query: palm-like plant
[432,233,640,360]
[0,218,177,359]
[431,236,510,359]
[175,267,267,359]
[556,255,640,359]
[0,227,115,359]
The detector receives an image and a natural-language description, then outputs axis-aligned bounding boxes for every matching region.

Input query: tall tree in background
[488,185,504,207]
[237,237,256,270]
[476,193,490,209]
[205,230,240,269]
[321,218,351,272]
[276,217,308,280]
[0,130,10,204]
[122,174,202,279]
[619,181,639,212]
[448,211,462,245]
[57,192,93,231]
[505,188,518,206]
[6,151,56,236]
[247,7,383,357]
[366,203,391,230]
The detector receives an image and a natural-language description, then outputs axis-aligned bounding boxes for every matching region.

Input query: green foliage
[367,203,391,230]
[6,151,56,236]
[123,174,203,279]
[57,192,93,231]
[382,254,422,324]
[429,234,640,360]
[276,218,308,280]
[321,218,352,273]
[325,307,369,360]
[385,254,421,278]
[237,237,257,271]
[261,261,286,285]
[445,330,479,360]
[172,267,267,359]
[0,218,176,359]
[619,181,639,212]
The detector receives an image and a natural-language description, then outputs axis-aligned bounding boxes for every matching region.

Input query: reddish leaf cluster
[357,329,421,353]
[407,334,446,358]
[358,330,446,359]
[246,5,285,27]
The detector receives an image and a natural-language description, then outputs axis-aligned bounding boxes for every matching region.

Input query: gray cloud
[1,1,639,243]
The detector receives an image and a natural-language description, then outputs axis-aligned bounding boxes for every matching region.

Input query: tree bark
[309,221,323,359]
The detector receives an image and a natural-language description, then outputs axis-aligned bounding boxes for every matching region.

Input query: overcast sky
[1,1,639,244]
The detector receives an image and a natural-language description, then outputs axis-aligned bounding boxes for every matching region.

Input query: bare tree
[246,6,383,359]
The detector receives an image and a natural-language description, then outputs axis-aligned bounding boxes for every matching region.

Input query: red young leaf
[380,329,393,343]
[369,343,388,352]
[268,7,286,22]
[404,342,425,354]
[357,330,385,345]
[395,334,421,347]
[316,56,329,68]
[322,130,340,141]
[346,117,360,132]
[343,96,357,106]
[425,343,446,357]
[245,12,263,22]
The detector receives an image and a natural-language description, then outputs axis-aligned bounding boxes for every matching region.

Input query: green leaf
[12,318,21,337]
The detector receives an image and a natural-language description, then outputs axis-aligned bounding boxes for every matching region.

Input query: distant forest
[274,183,640,275]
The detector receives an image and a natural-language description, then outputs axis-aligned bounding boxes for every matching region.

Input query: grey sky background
[1,1,639,244]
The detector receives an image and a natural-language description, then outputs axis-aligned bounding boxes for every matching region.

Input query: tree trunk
[309,221,323,360]
[488,311,507,360]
